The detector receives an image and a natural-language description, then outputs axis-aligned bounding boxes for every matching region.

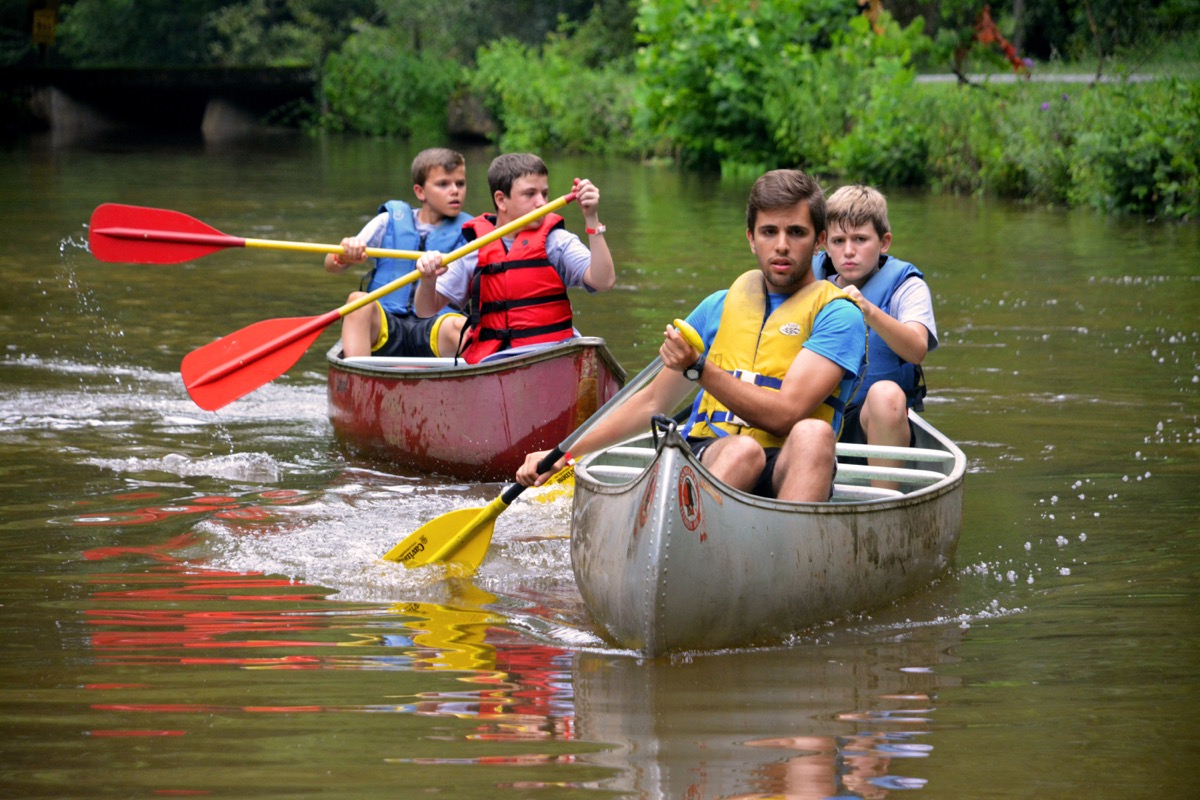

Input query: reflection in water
[80,518,579,757]
[573,630,960,800]
[66,463,964,797]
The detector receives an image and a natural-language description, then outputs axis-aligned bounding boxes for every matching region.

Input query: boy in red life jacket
[325,147,472,360]
[412,153,616,364]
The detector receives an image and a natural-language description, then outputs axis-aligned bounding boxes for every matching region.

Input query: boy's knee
[865,381,909,424]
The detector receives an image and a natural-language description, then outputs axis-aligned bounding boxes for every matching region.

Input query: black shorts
[688,436,781,498]
[370,304,463,358]
[688,435,838,500]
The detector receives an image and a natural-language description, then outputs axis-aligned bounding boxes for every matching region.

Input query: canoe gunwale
[325,336,627,384]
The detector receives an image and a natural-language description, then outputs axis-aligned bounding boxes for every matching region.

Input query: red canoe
[326,338,626,481]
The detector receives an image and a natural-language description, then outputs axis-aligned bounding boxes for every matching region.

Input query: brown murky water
[1,132,1197,799]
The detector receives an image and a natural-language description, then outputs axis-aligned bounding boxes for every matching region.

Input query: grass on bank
[317,23,1198,220]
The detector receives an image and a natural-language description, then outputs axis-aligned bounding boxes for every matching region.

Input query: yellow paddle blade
[528,465,574,504]
[381,496,509,570]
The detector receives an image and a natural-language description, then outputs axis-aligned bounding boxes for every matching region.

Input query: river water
[1,132,1197,799]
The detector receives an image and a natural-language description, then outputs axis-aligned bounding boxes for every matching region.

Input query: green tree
[55,0,224,66]
[635,0,848,169]
[208,0,376,66]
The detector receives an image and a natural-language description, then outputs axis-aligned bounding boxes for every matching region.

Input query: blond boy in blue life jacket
[815,185,939,485]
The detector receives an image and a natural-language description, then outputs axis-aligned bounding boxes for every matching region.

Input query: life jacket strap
[479,292,569,314]
[475,318,574,344]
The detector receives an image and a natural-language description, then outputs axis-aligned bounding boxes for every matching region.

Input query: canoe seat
[604,445,657,463]
[585,464,646,483]
[834,463,947,486]
[831,484,905,502]
[835,442,956,463]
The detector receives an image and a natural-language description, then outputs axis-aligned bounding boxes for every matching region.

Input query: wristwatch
[683,354,706,382]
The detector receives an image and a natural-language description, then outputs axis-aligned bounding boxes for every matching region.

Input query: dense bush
[1069,80,1199,218]
[319,26,461,139]
[634,0,848,169]
[469,32,640,155]
[759,14,932,181]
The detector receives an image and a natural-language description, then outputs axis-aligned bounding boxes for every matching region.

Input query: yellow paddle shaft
[243,238,421,260]
[334,192,577,320]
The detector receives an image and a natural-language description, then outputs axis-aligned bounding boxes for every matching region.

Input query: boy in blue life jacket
[325,148,473,359]
[814,185,939,483]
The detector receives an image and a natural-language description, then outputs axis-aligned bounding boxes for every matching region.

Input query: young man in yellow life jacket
[325,147,472,360]
[517,169,868,503]
[412,153,616,364]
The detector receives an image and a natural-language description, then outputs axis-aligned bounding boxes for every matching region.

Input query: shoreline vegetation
[12,1,1199,220]
[436,11,1196,221]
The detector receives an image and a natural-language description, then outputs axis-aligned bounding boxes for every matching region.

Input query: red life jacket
[459,213,575,364]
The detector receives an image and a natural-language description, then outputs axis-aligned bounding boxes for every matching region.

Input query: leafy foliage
[52,0,373,67]
[320,25,461,139]
[760,13,930,179]
[54,0,224,66]
[634,0,847,169]
[1069,79,1199,218]
[31,0,1200,218]
[469,31,640,154]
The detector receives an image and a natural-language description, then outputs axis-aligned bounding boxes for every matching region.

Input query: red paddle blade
[89,204,244,264]
[181,313,338,411]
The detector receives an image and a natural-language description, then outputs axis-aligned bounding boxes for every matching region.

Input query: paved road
[916,72,1159,83]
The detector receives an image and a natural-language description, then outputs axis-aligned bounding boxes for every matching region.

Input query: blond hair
[826,185,890,239]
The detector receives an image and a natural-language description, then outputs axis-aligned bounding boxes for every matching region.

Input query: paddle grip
[500,446,565,506]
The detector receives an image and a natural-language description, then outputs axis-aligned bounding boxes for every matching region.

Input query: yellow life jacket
[688,270,862,448]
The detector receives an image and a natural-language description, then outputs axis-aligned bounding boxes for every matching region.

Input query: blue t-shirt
[683,286,866,427]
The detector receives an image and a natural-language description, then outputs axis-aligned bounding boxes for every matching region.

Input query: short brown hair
[411,148,465,186]
[746,169,826,235]
[826,184,890,238]
[487,153,548,203]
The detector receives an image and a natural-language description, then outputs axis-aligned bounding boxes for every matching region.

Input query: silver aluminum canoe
[571,412,966,657]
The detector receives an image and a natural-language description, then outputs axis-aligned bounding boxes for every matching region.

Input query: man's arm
[516,326,697,486]
[693,348,847,440]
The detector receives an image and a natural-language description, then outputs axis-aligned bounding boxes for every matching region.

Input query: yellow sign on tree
[32,9,57,46]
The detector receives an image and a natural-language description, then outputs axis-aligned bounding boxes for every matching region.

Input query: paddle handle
[498,447,565,507]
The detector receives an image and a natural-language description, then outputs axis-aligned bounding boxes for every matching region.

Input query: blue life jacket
[364,200,472,314]
[814,252,926,409]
